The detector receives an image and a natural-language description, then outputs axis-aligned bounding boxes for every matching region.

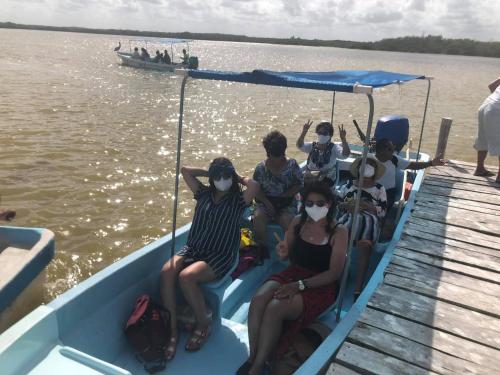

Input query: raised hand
[431,156,447,166]
[338,123,347,141]
[274,232,288,260]
[303,119,313,133]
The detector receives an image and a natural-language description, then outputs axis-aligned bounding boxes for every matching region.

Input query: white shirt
[376,154,411,190]
[485,85,500,106]
[299,141,346,181]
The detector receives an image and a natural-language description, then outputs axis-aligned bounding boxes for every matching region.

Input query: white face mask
[305,205,329,222]
[213,177,233,192]
[361,164,375,178]
[317,135,331,144]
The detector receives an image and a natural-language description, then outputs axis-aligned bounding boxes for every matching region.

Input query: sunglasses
[304,200,327,208]
[316,131,330,136]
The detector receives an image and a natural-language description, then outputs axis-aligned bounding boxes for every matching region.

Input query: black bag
[124,294,171,374]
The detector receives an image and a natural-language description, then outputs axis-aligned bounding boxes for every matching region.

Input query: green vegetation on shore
[1,21,499,58]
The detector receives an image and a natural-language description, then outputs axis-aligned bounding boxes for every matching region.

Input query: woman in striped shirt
[160,157,259,358]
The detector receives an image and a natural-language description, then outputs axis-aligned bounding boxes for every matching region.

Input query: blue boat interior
[0,147,428,375]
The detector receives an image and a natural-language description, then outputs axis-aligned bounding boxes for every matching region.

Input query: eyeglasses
[213,172,233,180]
[304,200,327,207]
[316,131,330,136]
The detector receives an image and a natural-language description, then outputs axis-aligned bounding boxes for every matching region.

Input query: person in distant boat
[474,77,500,182]
[152,50,161,63]
[237,181,348,375]
[336,156,386,300]
[252,131,303,256]
[132,47,140,59]
[181,49,189,64]
[160,157,259,359]
[374,138,446,208]
[296,120,350,187]
[163,49,171,64]
[140,47,150,61]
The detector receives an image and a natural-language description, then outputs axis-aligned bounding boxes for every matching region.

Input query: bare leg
[247,281,281,362]
[178,261,216,329]
[277,211,294,233]
[249,295,303,374]
[474,150,493,176]
[253,207,269,246]
[355,240,372,294]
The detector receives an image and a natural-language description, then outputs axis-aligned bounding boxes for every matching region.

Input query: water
[0,28,498,302]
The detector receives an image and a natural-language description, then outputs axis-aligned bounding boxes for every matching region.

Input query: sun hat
[350,156,386,180]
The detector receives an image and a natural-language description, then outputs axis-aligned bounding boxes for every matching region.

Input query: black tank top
[292,226,336,273]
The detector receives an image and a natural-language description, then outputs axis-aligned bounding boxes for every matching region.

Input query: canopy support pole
[336,93,375,322]
[170,74,189,258]
[416,79,432,162]
[330,91,336,125]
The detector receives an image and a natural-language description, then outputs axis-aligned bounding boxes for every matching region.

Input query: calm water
[0,29,498,302]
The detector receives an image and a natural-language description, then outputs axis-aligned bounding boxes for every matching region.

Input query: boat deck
[326,160,500,375]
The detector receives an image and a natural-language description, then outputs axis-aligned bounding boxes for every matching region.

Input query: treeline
[1,22,499,58]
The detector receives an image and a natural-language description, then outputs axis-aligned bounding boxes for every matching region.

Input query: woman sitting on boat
[238,181,348,375]
[160,157,259,358]
[336,156,387,299]
[296,120,350,186]
[253,131,303,255]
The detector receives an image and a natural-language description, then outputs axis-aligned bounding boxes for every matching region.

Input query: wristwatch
[298,280,307,291]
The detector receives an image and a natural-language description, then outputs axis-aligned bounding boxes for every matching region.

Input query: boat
[0,226,55,333]
[117,38,199,72]
[0,69,432,374]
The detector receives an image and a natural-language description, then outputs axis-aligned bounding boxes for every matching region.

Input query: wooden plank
[358,307,500,371]
[448,159,496,170]
[335,342,439,375]
[428,167,497,183]
[425,174,498,188]
[384,273,500,318]
[407,218,500,248]
[400,230,500,259]
[348,322,492,375]
[424,178,500,196]
[420,185,500,205]
[411,208,500,237]
[386,260,500,297]
[398,235,500,272]
[414,199,500,219]
[415,191,500,214]
[326,363,362,375]
[368,285,500,349]
[393,249,500,284]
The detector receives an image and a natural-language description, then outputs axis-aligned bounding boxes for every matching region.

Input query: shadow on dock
[327,160,500,375]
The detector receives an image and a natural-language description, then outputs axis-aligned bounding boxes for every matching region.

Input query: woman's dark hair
[295,181,338,238]
[315,122,334,136]
[208,157,240,194]
[263,131,287,158]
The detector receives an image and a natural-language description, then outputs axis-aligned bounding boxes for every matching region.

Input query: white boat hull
[116,52,186,72]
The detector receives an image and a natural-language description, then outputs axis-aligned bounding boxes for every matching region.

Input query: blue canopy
[187,69,425,93]
[129,38,191,45]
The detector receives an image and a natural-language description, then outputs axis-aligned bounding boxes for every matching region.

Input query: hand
[273,283,300,300]
[431,157,447,167]
[338,124,347,141]
[303,119,313,133]
[274,233,289,260]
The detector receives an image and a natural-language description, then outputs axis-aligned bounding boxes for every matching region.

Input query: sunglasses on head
[304,200,327,208]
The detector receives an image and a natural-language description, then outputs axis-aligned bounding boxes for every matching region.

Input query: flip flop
[164,336,178,361]
[185,324,212,352]
[474,170,495,177]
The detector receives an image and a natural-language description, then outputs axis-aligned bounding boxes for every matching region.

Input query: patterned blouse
[252,158,303,197]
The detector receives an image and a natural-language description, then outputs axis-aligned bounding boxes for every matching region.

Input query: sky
[1,0,499,42]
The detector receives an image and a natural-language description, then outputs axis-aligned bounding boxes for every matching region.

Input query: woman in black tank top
[237,182,348,375]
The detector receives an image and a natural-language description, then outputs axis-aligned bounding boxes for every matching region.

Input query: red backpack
[124,294,171,374]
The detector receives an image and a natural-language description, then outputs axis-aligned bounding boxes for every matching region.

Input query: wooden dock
[327,160,500,375]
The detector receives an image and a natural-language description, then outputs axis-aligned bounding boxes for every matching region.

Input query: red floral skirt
[268,264,336,358]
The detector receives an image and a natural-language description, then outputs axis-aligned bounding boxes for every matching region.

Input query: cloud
[0,0,499,41]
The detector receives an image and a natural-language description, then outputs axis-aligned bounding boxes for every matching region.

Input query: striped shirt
[178,186,248,278]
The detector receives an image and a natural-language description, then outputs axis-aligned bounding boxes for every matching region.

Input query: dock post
[435,117,453,158]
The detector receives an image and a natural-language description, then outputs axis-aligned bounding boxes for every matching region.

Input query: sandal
[474,170,495,177]
[164,336,178,361]
[185,324,212,352]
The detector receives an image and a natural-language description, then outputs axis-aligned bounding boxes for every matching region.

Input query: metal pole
[330,91,336,125]
[170,74,189,258]
[415,79,432,162]
[336,94,375,322]
[171,44,174,64]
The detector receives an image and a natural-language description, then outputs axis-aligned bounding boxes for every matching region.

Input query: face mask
[361,164,375,178]
[317,135,331,144]
[213,177,233,192]
[305,205,329,222]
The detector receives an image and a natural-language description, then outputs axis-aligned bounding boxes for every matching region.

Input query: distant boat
[117,38,199,72]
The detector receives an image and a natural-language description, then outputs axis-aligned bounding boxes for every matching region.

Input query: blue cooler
[374,115,409,152]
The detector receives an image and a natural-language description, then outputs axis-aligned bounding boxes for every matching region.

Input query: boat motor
[374,115,409,153]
